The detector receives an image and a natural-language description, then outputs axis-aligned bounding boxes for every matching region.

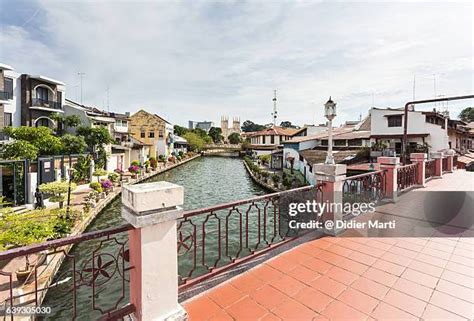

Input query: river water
[42,156,266,320]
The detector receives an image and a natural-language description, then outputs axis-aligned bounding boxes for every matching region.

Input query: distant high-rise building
[188,120,214,133]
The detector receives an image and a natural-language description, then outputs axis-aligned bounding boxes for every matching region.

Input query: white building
[249,126,298,155]
[0,64,22,141]
[370,107,449,154]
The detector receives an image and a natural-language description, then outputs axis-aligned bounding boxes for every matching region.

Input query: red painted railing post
[410,153,427,187]
[446,150,455,173]
[313,164,347,236]
[122,182,187,321]
[430,152,443,178]
[377,157,400,202]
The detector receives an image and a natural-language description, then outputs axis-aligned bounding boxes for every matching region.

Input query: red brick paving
[184,171,474,320]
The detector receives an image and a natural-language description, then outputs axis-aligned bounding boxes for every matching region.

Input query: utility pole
[271,90,277,126]
[78,72,85,104]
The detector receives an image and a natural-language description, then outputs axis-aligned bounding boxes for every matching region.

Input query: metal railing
[442,157,448,173]
[31,98,62,109]
[342,170,387,219]
[176,184,324,289]
[425,159,435,180]
[0,224,134,320]
[397,163,418,192]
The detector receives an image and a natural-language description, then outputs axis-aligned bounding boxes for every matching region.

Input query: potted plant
[108,172,120,186]
[39,181,77,209]
[128,165,140,178]
[92,168,108,182]
[370,142,387,158]
[271,174,280,188]
[101,179,113,195]
[149,157,158,170]
[144,160,151,173]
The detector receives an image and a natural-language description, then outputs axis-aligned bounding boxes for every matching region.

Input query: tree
[0,140,39,160]
[50,113,81,135]
[241,120,266,132]
[174,125,189,137]
[459,107,474,122]
[208,127,223,144]
[280,121,297,128]
[76,126,113,148]
[39,181,77,208]
[183,132,205,152]
[61,134,87,154]
[228,132,241,144]
[2,126,62,156]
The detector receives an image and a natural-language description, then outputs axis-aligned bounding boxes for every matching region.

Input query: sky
[0,0,473,127]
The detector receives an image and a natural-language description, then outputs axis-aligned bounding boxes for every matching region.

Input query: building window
[308,165,313,173]
[262,136,266,144]
[36,87,49,102]
[140,131,145,138]
[36,118,51,128]
[349,139,363,146]
[321,140,328,146]
[299,155,303,162]
[387,115,402,127]
[0,113,12,140]
[57,91,62,104]
[334,140,346,146]
[149,131,155,138]
[271,135,275,144]
[159,130,164,138]
[4,78,13,99]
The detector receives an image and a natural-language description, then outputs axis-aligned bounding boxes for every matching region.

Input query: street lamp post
[324,97,337,165]
[66,167,74,220]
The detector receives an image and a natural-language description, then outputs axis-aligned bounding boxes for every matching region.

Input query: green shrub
[271,174,280,184]
[258,154,271,165]
[39,181,77,208]
[108,172,120,183]
[131,160,141,166]
[89,182,102,192]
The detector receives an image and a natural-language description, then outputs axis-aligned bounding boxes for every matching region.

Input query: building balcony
[114,125,129,133]
[31,98,62,110]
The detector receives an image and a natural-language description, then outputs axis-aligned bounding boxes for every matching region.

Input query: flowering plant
[114,168,124,174]
[101,179,113,190]
[128,165,139,174]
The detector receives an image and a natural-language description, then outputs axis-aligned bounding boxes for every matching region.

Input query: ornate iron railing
[342,170,387,219]
[442,157,448,173]
[177,184,324,289]
[31,98,62,109]
[397,163,418,191]
[0,224,134,320]
[425,159,435,179]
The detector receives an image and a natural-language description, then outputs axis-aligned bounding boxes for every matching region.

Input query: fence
[177,184,324,289]
[397,163,418,192]
[0,224,134,320]
[425,159,435,180]
[0,160,28,206]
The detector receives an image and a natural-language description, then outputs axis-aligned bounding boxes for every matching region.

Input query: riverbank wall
[242,160,280,193]
[11,154,201,318]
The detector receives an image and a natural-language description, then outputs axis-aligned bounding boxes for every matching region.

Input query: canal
[42,156,266,320]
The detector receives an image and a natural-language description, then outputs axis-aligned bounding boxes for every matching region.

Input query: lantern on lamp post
[324,97,336,165]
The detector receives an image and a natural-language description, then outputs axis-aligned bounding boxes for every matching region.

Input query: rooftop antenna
[77,72,85,104]
[271,89,278,126]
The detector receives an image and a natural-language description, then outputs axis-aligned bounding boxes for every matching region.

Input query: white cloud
[0,1,472,126]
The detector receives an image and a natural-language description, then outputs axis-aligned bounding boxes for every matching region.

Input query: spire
[271,89,278,127]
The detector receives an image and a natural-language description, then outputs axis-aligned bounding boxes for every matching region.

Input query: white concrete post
[122,182,187,321]
[313,164,346,236]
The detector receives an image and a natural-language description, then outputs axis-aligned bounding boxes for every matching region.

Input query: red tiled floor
[391,277,433,302]
[250,263,285,283]
[320,300,368,321]
[350,277,390,299]
[272,298,319,320]
[422,304,467,321]
[337,288,379,315]
[372,259,405,276]
[207,311,234,321]
[310,275,347,298]
[185,295,222,321]
[371,302,419,320]
[207,284,245,308]
[408,259,444,278]
[260,313,282,321]
[271,274,306,296]
[250,284,289,310]
[441,269,474,289]
[325,266,358,285]
[382,289,427,317]
[230,272,266,293]
[429,290,474,319]
[435,279,474,303]
[302,257,333,274]
[347,250,378,266]
[294,286,334,313]
[362,267,398,287]
[225,297,267,320]
[401,268,439,288]
[286,264,320,285]
[267,255,299,273]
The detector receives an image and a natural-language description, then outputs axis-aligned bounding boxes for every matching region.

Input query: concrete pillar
[377,157,400,202]
[409,153,427,187]
[122,182,187,321]
[430,152,443,178]
[446,149,455,173]
[313,164,346,236]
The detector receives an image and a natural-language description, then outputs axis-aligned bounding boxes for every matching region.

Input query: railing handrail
[0,224,133,261]
[398,163,417,169]
[182,184,324,218]
[343,169,387,181]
